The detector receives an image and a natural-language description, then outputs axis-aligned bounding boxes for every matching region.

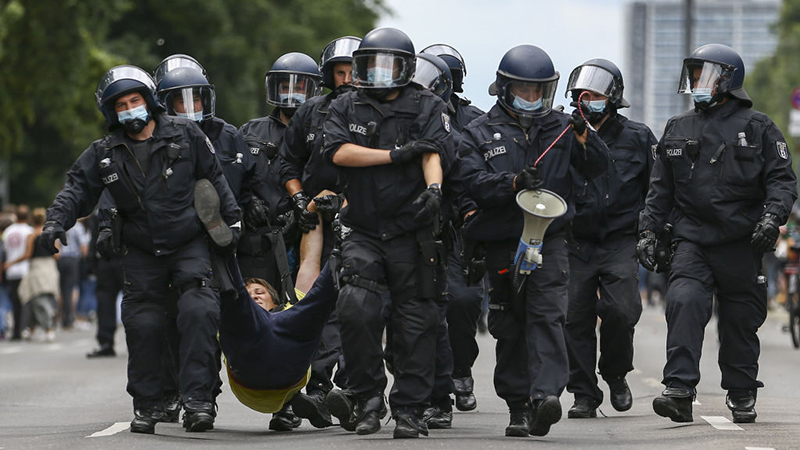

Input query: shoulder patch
[651,144,658,160]
[205,136,215,154]
[777,141,789,160]
[442,112,451,133]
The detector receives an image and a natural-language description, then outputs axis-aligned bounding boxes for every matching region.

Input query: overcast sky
[377,0,628,112]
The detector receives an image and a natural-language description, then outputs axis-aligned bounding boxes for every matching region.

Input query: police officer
[239,52,322,431]
[42,65,241,434]
[155,54,271,423]
[638,43,797,424]
[562,59,656,419]
[422,42,485,414]
[321,27,451,439]
[457,45,607,437]
[278,36,361,429]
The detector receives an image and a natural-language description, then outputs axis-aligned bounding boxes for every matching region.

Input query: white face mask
[117,104,149,124]
[177,110,204,122]
[512,95,542,112]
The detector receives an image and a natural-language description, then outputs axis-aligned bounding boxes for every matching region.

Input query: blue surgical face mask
[691,87,713,104]
[177,110,204,122]
[117,104,149,124]
[512,95,543,112]
[279,93,306,104]
[366,66,394,85]
[583,99,607,113]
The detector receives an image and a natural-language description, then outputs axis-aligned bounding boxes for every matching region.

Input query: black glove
[41,221,67,255]
[245,197,270,231]
[314,194,345,223]
[412,184,443,224]
[277,210,300,244]
[637,230,657,271]
[514,166,543,192]
[291,191,319,233]
[389,139,440,165]
[751,213,781,252]
[96,227,125,261]
[331,214,352,245]
[569,101,588,136]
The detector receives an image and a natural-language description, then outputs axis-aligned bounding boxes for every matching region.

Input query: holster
[329,246,343,291]
[416,226,446,300]
[111,208,123,252]
[461,238,487,286]
[654,224,675,273]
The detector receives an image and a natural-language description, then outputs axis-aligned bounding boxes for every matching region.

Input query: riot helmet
[352,27,415,93]
[412,53,453,102]
[265,52,322,111]
[96,65,161,130]
[491,45,559,119]
[678,43,751,108]
[157,66,216,122]
[320,36,361,88]
[154,54,206,85]
[421,44,466,93]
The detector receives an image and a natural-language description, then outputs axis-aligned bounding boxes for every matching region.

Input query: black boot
[354,396,386,436]
[130,408,165,434]
[529,396,562,437]
[652,387,693,423]
[269,403,299,431]
[606,375,633,412]
[504,407,531,437]
[182,400,215,432]
[325,388,356,431]
[292,390,334,428]
[453,376,477,411]
[726,390,757,423]
[394,408,429,439]
[568,396,600,419]
[163,394,181,423]
[422,397,453,429]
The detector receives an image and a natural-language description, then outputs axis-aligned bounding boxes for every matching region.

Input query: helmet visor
[266,73,320,107]
[96,65,156,108]
[421,44,466,75]
[154,57,205,84]
[412,58,451,100]
[164,87,215,121]
[352,52,413,89]
[321,37,361,67]
[678,60,731,94]
[566,65,618,100]
[502,79,558,118]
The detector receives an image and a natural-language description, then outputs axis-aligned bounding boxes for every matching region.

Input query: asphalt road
[1,303,799,450]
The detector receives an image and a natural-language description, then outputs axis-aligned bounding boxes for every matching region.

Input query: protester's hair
[244,277,279,304]
[16,204,29,222]
[31,208,46,226]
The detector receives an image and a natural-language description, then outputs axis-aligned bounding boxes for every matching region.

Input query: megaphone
[513,189,568,277]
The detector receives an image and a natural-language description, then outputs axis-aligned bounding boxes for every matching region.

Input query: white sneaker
[45,330,56,342]
[21,328,32,341]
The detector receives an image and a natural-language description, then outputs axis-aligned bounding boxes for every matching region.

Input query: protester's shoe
[422,400,453,429]
[130,408,165,434]
[292,390,334,428]
[354,396,385,436]
[453,376,477,411]
[162,396,181,423]
[529,396,562,437]
[568,396,600,419]
[269,404,297,431]
[182,401,215,432]
[195,179,232,247]
[606,375,633,412]
[504,407,531,437]
[86,345,116,358]
[325,388,356,431]
[652,388,693,423]
[726,390,757,423]
[393,409,429,439]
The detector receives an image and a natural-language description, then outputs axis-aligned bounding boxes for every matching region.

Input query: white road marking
[745,447,775,450]
[693,399,702,406]
[0,347,22,355]
[86,422,129,438]
[701,416,743,431]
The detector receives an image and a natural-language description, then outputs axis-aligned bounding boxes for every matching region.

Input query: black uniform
[322,85,452,412]
[639,99,797,395]
[46,113,240,412]
[239,110,295,286]
[458,104,607,410]
[566,114,656,404]
[279,92,347,396]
